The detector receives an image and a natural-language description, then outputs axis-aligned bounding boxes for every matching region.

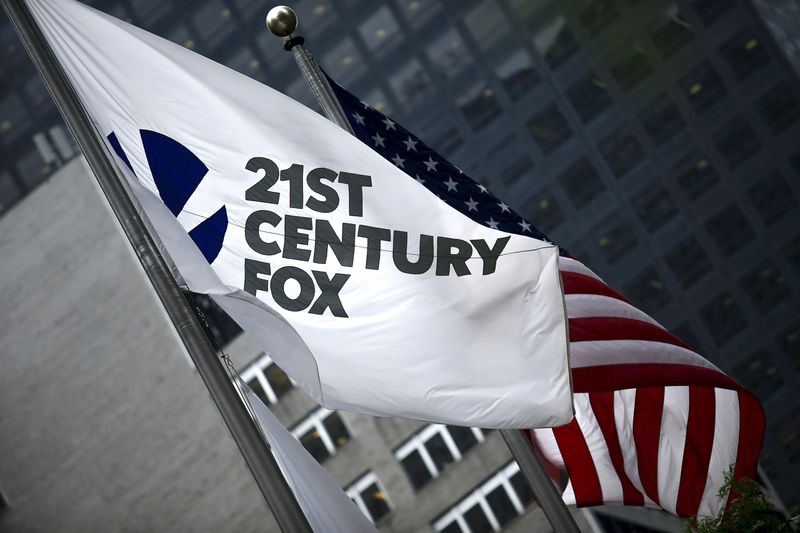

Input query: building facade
[2,0,799,529]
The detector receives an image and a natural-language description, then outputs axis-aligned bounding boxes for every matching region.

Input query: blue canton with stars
[325,75,561,251]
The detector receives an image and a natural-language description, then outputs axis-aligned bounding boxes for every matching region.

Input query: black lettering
[245,210,281,256]
[282,215,312,261]
[314,220,356,267]
[471,236,510,275]
[271,266,315,311]
[338,172,372,217]
[357,225,391,270]
[280,163,304,209]
[306,167,339,213]
[243,258,271,296]
[436,237,472,276]
[392,231,434,275]
[245,157,280,204]
[309,271,350,317]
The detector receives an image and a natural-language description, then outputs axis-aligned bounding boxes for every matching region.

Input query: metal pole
[2,2,311,531]
[265,6,581,532]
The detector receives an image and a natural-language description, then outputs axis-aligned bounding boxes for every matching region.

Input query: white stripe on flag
[657,386,690,515]
[576,393,624,503]
[698,388,740,517]
[570,340,720,371]
[565,293,660,326]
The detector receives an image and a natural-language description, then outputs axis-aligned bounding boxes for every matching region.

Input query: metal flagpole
[265,6,581,532]
[1,1,311,531]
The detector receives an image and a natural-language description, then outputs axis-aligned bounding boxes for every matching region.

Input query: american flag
[326,75,765,519]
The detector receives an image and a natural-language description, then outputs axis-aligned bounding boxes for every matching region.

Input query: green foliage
[686,467,797,532]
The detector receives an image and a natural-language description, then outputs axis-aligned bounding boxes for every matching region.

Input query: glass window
[447,425,479,455]
[649,5,693,59]
[192,0,234,46]
[567,72,611,123]
[464,504,493,532]
[500,154,534,186]
[596,219,637,263]
[322,38,366,85]
[678,60,727,114]
[532,13,578,69]
[719,27,770,81]
[740,261,789,312]
[674,151,719,199]
[457,85,501,131]
[240,353,293,405]
[495,50,540,101]
[701,291,747,346]
[623,266,671,315]
[755,81,800,135]
[400,450,434,490]
[464,1,508,51]
[689,0,733,26]
[427,29,471,80]
[577,0,619,36]
[346,471,392,523]
[361,88,393,116]
[131,0,170,24]
[485,484,517,526]
[389,59,434,112]
[785,236,800,275]
[632,185,678,231]
[395,0,440,28]
[294,0,336,34]
[432,127,464,158]
[705,204,754,257]
[675,322,703,353]
[291,408,350,463]
[778,321,800,371]
[510,471,533,507]
[224,46,263,80]
[0,93,29,145]
[774,413,800,464]
[522,188,563,233]
[426,432,457,471]
[713,116,761,169]
[359,6,401,54]
[638,93,686,146]
[608,42,653,90]
[749,172,797,226]
[664,236,712,288]
[527,104,572,154]
[559,157,605,208]
[599,127,644,178]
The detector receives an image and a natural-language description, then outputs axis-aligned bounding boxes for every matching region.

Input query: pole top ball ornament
[266,6,298,37]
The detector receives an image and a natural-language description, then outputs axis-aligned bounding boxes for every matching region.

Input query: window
[705,204,754,257]
[689,0,733,26]
[740,261,789,312]
[291,407,350,463]
[785,236,800,275]
[774,413,800,464]
[679,60,727,114]
[192,0,234,46]
[713,116,761,169]
[457,85,501,131]
[395,424,488,490]
[749,172,797,225]
[719,27,770,81]
[664,236,711,288]
[632,185,678,231]
[596,219,637,263]
[578,0,618,36]
[623,266,671,315]
[608,42,653,90]
[599,127,644,178]
[358,7,401,55]
[294,0,336,34]
[322,39,365,85]
[638,93,686,146]
[432,127,464,158]
[495,50,539,101]
[428,29,472,80]
[700,291,746,346]
[527,104,572,154]
[649,5,693,59]
[389,59,434,112]
[464,1,508,52]
[675,322,702,352]
[674,151,719,199]
[500,154,534,186]
[522,188,563,233]
[532,13,578,69]
[778,321,800,371]
[432,462,532,532]
[346,471,391,523]
[567,72,611,123]
[733,350,783,400]
[755,81,800,135]
[240,353,292,406]
[559,157,605,208]
[395,0,440,28]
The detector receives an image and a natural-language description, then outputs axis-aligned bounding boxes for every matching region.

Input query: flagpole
[1,1,311,531]
[266,7,581,532]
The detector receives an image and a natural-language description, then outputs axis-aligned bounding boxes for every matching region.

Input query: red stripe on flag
[589,392,646,506]
[571,363,746,395]
[726,392,766,508]
[553,419,604,507]
[675,386,717,517]
[633,387,665,506]
[561,271,629,303]
[569,317,690,350]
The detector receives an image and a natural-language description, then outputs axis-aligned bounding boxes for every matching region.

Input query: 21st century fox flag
[28,0,572,428]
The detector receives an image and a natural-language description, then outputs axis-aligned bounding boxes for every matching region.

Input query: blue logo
[107,130,227,264]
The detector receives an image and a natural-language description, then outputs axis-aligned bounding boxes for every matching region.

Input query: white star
[352,112,365,125]
[415,175,425,185]
[371,132,385,147]
[403,136,418,151]
[444,177,458,192]
[487,217,499,230]
[476,184,489,194]
[391,154,405,168]
[423,157,438,172]
[519,220,531,233]
[497,202,510,213]
[465,198,479,211]
[382,117,396,130]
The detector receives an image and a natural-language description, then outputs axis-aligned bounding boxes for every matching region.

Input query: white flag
[28,0,573,428]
